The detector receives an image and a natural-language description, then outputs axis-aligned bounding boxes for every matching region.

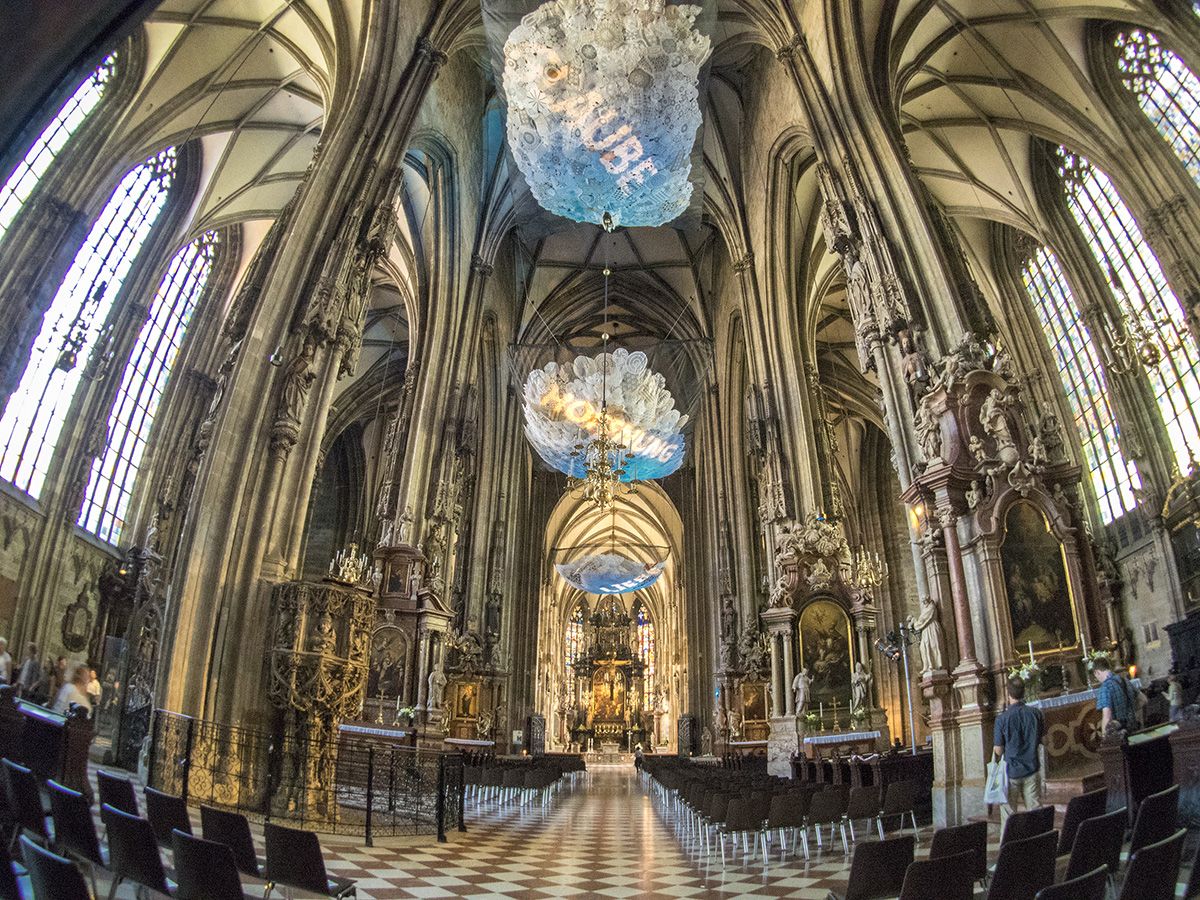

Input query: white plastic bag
[985,758,1009,805]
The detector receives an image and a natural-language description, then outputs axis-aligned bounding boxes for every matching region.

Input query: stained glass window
[0,55,116,246]
[634,598,655,686]
[78,232,218,543]
[0,148,176,499]
[1021,244,1140,522]
[1057,147,1200,474]
[1113,28,1200,184]
[566,602,586,669]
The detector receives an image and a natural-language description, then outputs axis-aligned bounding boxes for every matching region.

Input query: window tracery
[78,231,219,543]
[0,54,116,246]
[1019,244,1140,522]
[565,601,586,669]
[1113,28,1200,184]
[0,147,177,499]
[1056,147,1200,474]
[634,597,655,689]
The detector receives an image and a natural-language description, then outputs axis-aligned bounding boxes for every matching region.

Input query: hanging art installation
[501,0,711,227]
[523,347,687,482]
[555,551,665,595]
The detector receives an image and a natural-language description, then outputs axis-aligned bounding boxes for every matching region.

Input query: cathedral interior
[4,0,1200,895]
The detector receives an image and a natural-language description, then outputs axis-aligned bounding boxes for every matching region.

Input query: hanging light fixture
[502,0,711,227]
[556,552,664,594]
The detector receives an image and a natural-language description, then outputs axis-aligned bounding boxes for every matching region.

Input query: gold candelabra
[568,407,635,511]
[852,546,887,592]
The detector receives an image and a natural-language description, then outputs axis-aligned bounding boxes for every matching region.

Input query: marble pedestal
[767,716,802,777]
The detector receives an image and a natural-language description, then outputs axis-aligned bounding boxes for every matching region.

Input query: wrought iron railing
[148,710,465,843]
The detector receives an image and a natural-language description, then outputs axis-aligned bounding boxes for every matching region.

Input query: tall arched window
[0,147,177,499]
[633,598,655,687]
[78,231,219,543]
[565,601,586,669]
[1020,244,1140,522]
[0,55,116,245]
[1057,147,1200,473]
[1112,28,1200,184]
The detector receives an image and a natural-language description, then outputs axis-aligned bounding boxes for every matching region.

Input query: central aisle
[327,765,853,898]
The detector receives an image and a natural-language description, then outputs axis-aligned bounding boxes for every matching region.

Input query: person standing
[86,668,102,710]
[1167,673,1184,722]
[1093,657,1136,733]
[52,666,91,716]
[993,676,1045,829]
[0,639,12,685]
[15,644,39,697]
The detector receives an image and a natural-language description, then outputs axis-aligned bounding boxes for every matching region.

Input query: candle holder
[875,620,918,755]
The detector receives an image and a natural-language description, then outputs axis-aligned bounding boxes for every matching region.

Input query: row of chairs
[1,760,357,899]
[644,758,920,865]
[828,784,1196,900]
[463,757,584,809]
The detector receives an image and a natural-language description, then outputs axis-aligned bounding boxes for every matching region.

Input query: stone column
[768,632,784,719]
[415,627,429,711]
[762,605,801,776]
[782,630,796,716]
[938,506,979,673]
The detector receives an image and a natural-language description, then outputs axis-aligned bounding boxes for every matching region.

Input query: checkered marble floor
[314,766,904,899]
[84,763,1197,899]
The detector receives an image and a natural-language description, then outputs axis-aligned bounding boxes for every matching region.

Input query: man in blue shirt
[1093,657,1136,733]
[993,676,1045,829]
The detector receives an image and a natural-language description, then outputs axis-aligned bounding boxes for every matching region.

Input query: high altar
[566,597,651,752]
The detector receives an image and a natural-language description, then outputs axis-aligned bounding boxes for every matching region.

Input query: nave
[324,765,1200,900]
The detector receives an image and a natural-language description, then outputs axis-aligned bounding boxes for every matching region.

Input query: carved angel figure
[851,662,872,712]
[908,596,946,674]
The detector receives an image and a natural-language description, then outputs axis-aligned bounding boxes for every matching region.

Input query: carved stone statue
[720,595,738,640]
[898,328,931,406]
[308,611,337,655]
[965,480,983,510]
[792,668,812,715]
[768,573,792,608]
[914,397,942,462]
[909,596,947,674]
[851,661,872,712]
[397,505,414,544]
[427,663,447,709]
[980,388,1017,462]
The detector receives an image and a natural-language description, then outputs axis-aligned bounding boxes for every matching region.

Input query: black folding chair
[1035,866,1107,900]
[987,829,1057,900]
[20,835,90,900]
[1129,785,1179,856]
[173,829,247,900]
[1056,787,1107,856]
[828,834,915,900]
[201,804,262,878]
[104,803,174,898]
[1000,804,1054,846]
[928,820,987,887]
[263,821,355,899]
[2,759,47,848]
[96,770,139,818]
[1117,828,1186,900]
[899,848,976,900]
[145,786,192,847]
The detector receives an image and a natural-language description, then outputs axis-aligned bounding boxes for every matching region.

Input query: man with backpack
[1094,657,1140,733]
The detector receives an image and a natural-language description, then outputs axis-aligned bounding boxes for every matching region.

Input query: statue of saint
[308,612,336,655]
[427,663,447,709]
[792,668,812,715]
[851,662,872,712]
[909,596,946,674]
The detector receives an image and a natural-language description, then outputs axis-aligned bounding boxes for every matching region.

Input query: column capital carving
[471,254,494,278]
[775,34,805,63]
[935,505,958,530]
[733,251,754,274]
[416,36,449,68]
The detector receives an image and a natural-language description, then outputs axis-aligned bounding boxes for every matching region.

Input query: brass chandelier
[567,398,636,511]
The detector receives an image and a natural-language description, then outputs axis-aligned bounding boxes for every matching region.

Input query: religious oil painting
[365,626,407,700]
[798,599,853,705]
[741,680,767,722]
[591,665,626,722]
[454,681,479,719]
[1001,500,1078,653]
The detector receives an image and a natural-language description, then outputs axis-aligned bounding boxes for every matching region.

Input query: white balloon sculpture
[523,348,687,480]
[502,0,711,227]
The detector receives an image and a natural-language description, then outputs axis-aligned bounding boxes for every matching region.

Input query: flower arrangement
[1007,660,1042,683]
[803,710,819,726]
[850,707,869,725]
[1082,648,1109,671]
